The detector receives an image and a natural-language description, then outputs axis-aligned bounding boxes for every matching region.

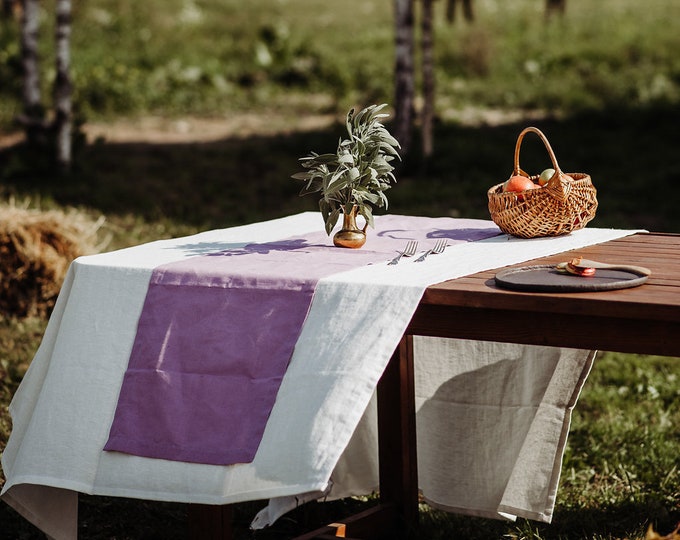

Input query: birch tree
[19,0,45,145]
[394,0,437,158]
[17,0,73,168]
[395,0,566,158]
[421,0,435,157]
[393,0,415,156]
[54,0,73,167]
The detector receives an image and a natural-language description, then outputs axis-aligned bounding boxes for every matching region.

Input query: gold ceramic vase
[333,206,368,248]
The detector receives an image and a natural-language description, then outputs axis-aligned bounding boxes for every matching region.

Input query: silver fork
[414,239,448,262]
[388,240,418,265]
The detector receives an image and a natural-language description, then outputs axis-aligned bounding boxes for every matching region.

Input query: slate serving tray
[494,264,649,293]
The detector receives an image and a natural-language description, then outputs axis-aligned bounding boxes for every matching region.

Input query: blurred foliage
[1,0,679,126]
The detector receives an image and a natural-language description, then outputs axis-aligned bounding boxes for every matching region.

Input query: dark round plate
[494,264,649,293]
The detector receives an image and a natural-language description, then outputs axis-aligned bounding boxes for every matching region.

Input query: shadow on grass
[2,493,677,539]
[1,104,679,234]
[420,497,679,539]
[0,494,376,540]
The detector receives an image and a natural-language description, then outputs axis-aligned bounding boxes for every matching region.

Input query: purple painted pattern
[104,216,500,465]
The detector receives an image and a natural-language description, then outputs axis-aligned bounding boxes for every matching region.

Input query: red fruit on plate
[566,262,596,277]
[503,175,538,193]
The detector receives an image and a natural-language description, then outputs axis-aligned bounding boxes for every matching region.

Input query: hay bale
[0,200,105,317]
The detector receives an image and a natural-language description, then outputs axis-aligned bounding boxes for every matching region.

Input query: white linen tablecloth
[1,212,641,539]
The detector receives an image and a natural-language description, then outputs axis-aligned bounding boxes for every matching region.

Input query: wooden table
[289,232,680,539]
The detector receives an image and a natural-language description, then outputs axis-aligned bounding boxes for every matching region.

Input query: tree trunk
[462,0,474,22]
[20,0,45,144]
[446,0,474,23]
[546,0,566,18]
[421,0,435,157]
[393,0,415,155]
[54,0,72,168]
[2,0,15,18]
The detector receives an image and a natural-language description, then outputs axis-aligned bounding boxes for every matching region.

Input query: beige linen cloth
[414,338,595,521]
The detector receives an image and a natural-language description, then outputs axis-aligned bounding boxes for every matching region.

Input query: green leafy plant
[292,103,400,235]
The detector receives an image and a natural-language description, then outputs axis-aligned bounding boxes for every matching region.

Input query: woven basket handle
[513,126,571,201]
[513,126,561,176]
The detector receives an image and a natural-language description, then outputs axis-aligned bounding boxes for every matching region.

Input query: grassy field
[1,0,680,538]
[2,0,679,123]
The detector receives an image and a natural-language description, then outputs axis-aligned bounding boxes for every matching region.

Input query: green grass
[1,0,680,538]
[2,0,680,124]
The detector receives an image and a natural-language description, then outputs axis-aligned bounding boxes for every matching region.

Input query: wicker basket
[487,127,598,239]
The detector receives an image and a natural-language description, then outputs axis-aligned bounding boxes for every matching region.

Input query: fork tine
[413,239,448,263]
[388,240,418,265]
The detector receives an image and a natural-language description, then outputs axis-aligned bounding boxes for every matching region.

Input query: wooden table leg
[294,335,419,539]
[188,503,233,540]
[376,334,419,535]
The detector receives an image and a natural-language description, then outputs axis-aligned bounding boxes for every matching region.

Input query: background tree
[16,0,73,168]
[2,0,16,17]
[446,0,474,23]
[393,0,415,156]
[395,0,567,159]
[546,0,566,17]
[54,0,73,167]
[394,0,444,159]
[18,0,44,145]
[421,0,435,157]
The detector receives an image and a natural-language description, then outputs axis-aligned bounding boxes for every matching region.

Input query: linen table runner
[104,215,501,465]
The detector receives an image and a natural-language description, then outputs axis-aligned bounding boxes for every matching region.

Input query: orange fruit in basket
[503,175,537,193]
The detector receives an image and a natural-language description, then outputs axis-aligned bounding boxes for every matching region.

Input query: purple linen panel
[104,216,500,465]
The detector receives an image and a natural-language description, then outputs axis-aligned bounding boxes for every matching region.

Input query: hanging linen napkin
[413,338,595,523]
[104,216,501,465]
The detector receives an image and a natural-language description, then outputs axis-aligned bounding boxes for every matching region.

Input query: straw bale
[0,201,104,317]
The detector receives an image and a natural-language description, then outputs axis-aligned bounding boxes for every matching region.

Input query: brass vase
[333,206,368,248]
